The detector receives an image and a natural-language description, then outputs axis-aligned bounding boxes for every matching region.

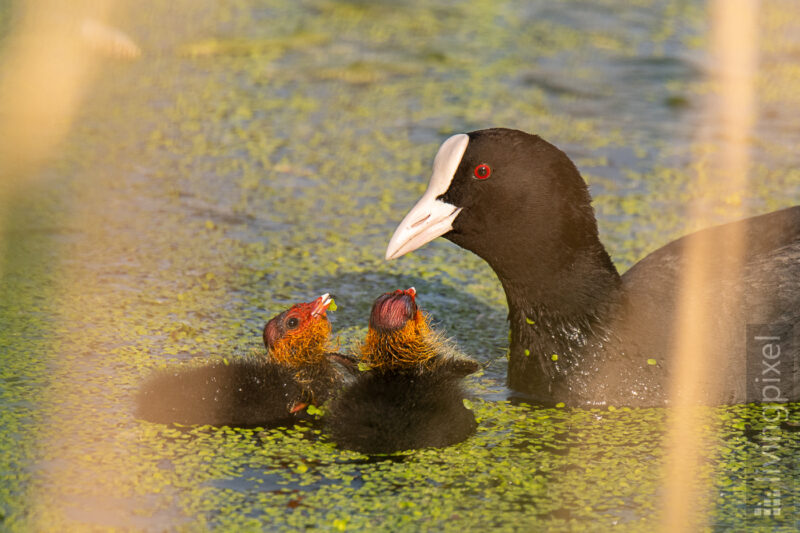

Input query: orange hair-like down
[269,318,332,367]
[360,311,439,371]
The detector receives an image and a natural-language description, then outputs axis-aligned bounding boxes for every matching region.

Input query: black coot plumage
[136,294,357,426]
[326,288,480,453]
[386,128,800,406]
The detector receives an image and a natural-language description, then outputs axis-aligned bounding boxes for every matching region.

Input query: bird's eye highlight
[286,317,300,329]
[474,164,492,180]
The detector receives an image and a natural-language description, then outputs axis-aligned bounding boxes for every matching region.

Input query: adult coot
[386,128,800,406]
[136,294,357,426]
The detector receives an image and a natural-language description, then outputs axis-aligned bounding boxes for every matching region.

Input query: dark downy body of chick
[326,289,479,454]
[136,294,357,426]
[386,128,800,406]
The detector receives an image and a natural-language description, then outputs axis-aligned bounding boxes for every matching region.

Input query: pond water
[1,0,799,530]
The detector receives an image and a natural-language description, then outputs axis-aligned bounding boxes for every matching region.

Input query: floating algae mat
[2,0,800,530]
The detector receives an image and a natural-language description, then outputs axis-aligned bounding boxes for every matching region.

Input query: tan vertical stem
[0,0,100,276]
[661,0,759,531]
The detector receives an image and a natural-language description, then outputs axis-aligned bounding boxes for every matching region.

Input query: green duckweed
[0,0,798,531]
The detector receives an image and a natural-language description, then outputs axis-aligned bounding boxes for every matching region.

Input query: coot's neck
[491,238,624,389]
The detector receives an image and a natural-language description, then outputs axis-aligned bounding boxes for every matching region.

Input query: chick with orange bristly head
[137,294,357,427]
[326,288,480,454]
[359,288,437,370]
[263,294,334,366]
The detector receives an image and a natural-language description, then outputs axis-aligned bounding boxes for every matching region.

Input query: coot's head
[385,128,599,278]
[263,294,333,365]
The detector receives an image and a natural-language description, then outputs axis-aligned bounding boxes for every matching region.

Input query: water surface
[1,0,799,530]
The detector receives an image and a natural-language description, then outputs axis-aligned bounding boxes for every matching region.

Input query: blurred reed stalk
[0,2,139,525]
[661,0,759,530]
[0,1,99,181]
[0,0,139,276]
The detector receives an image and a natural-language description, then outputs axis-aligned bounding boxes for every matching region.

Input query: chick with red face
[136,294,357,427]
[326,288,479,454]
[263,295,334,367]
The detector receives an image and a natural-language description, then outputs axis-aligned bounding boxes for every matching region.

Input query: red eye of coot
[474,164,492,180]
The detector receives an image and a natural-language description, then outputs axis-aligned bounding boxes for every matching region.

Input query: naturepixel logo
[745,324,798,526]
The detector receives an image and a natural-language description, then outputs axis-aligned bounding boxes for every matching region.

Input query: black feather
[325,368,476,454]
[136,355,356,427]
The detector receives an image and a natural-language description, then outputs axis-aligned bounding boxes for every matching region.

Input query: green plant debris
[1,0,799,531]
[179,33,330,58]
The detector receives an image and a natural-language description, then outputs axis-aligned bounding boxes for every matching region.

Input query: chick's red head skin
[368,288,420,332]
[263,294,333,366]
